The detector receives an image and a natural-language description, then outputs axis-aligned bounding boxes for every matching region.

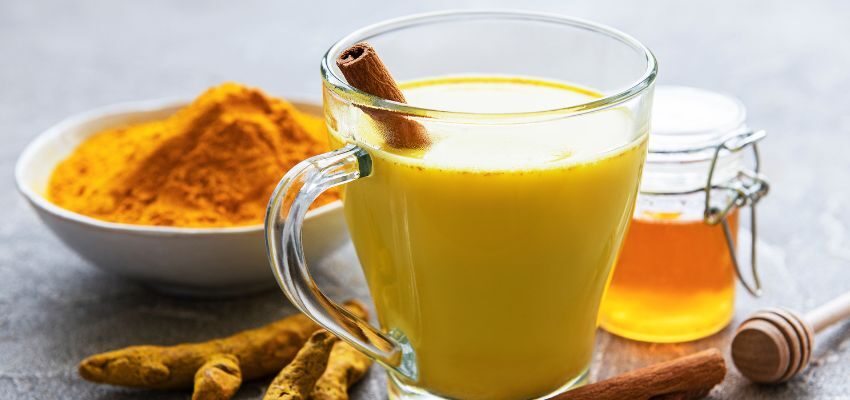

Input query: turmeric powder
[49,82,338,227]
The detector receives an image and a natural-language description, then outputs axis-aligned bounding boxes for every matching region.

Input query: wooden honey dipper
[731,291,850,383]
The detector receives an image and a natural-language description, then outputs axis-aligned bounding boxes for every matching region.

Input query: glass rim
[320,10,658,122]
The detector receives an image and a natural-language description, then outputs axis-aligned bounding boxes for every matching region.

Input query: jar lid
[649,86,747,154]
[642,86,750,194]
[649,86,747,152]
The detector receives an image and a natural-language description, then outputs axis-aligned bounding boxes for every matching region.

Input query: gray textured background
[3,1,850,399]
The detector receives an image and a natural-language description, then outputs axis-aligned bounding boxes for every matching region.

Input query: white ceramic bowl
[15,99,348,296]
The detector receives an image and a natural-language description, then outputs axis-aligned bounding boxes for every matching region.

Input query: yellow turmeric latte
[49,83,337,227]
[334,77,646,399]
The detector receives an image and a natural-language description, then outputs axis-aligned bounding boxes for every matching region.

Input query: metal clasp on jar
[704,129,770,296]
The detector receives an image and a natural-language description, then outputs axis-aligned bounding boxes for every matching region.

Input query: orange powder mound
[48,83,339,227]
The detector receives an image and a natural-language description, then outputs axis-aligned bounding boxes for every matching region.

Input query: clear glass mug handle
[264,143,413,380]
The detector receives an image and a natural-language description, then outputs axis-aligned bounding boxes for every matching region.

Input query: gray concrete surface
[3,1,850,399]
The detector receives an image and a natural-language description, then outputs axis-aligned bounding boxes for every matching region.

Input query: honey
[600,209,738,342]
[598,86,769,343]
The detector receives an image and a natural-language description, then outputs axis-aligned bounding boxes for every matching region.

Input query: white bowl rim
[14,97,341,236]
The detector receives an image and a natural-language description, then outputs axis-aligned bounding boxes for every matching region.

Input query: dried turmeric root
[311,341,373,400]
[78,300,368,398]
[78,313,320,389]
[193,354,241,400]
[263,330,339,400]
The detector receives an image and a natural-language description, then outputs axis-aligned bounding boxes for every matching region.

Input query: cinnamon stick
[555,349,726,400]
[336,42,429,149]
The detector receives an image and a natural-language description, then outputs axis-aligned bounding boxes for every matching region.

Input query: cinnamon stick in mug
[336,42,429,149]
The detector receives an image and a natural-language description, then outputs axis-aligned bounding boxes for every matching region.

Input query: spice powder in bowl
[48,83,339,228]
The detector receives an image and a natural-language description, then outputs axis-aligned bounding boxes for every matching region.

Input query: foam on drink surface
[378,77,638,171]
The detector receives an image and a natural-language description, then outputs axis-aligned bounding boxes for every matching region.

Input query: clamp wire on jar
[599,86,769,343]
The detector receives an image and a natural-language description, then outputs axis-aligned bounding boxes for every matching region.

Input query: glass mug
[266,11,656,400]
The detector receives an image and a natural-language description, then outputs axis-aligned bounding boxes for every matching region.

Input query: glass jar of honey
[599,86,769,343]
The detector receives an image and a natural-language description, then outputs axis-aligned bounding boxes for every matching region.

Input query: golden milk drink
[332,77,647,400]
